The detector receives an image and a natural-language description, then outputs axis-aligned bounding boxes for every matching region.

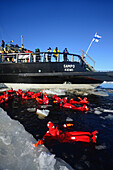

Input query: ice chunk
[66,117,73,122]
[95,144,106,150]
[100,114,113,120]
[43,89,66,95]
[40,105,52,109]
[89,89,109,96]
[94,107,103,115]
[104,114,113,120]
[0,108,73,170]
[90,91,109,97]
[36,109,49,117]
[94,110,102,115]
[38,152,56,169]
[103,109,113,113]
[27,108,36,112]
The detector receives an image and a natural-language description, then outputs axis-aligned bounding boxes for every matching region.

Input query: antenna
[21,35,23,48]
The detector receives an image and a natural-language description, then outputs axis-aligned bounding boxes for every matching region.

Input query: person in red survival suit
[34,121,98,147]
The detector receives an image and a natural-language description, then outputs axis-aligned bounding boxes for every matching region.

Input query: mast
[21,35,23,48]
[85,39,94,56]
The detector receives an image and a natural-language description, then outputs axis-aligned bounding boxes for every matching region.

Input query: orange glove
[34,139,43,147]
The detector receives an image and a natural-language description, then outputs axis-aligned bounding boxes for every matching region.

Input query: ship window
[37,69,41,72]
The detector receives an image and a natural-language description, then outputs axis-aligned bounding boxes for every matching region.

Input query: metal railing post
[16,54,18,63]
[29,53,32,62]
[57,54,59,62]
[43,53,45,62]
[72,55,74,62]
[46,53,48,62]
[34,54,36,62]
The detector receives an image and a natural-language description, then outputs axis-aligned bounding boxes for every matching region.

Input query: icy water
[0,83,113,170]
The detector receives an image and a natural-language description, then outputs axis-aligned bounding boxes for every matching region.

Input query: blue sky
[0,0,113,71]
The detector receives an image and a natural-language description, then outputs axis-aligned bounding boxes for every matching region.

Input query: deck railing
[0,52,82,63]
[0,51,95,71]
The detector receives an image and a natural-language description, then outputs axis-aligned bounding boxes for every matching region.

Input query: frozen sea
[0,82,113,170]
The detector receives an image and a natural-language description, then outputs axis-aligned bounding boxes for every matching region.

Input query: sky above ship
[0,0,113,71]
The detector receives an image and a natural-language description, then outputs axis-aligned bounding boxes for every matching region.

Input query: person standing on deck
[1,40,5,48]
[63,48,69,62]
[35,48,41,62]
[47,47,52,62]
[53,47,59,62]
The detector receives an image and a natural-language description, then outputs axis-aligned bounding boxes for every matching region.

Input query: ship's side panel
[0,62,87,74]
[0,62,102,84]
[0,62,113,84]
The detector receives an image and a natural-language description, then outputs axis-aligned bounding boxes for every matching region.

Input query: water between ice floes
[0,82,113,169]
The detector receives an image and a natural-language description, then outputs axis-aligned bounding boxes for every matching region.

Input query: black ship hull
[0,62,113,88]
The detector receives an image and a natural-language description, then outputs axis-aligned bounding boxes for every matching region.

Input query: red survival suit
[34,121,97,147]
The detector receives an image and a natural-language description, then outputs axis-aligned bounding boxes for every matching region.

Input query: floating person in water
[63,48,69,62]
[34,121,98,147]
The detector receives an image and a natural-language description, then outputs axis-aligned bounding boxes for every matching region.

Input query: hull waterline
[0,83,101,90]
